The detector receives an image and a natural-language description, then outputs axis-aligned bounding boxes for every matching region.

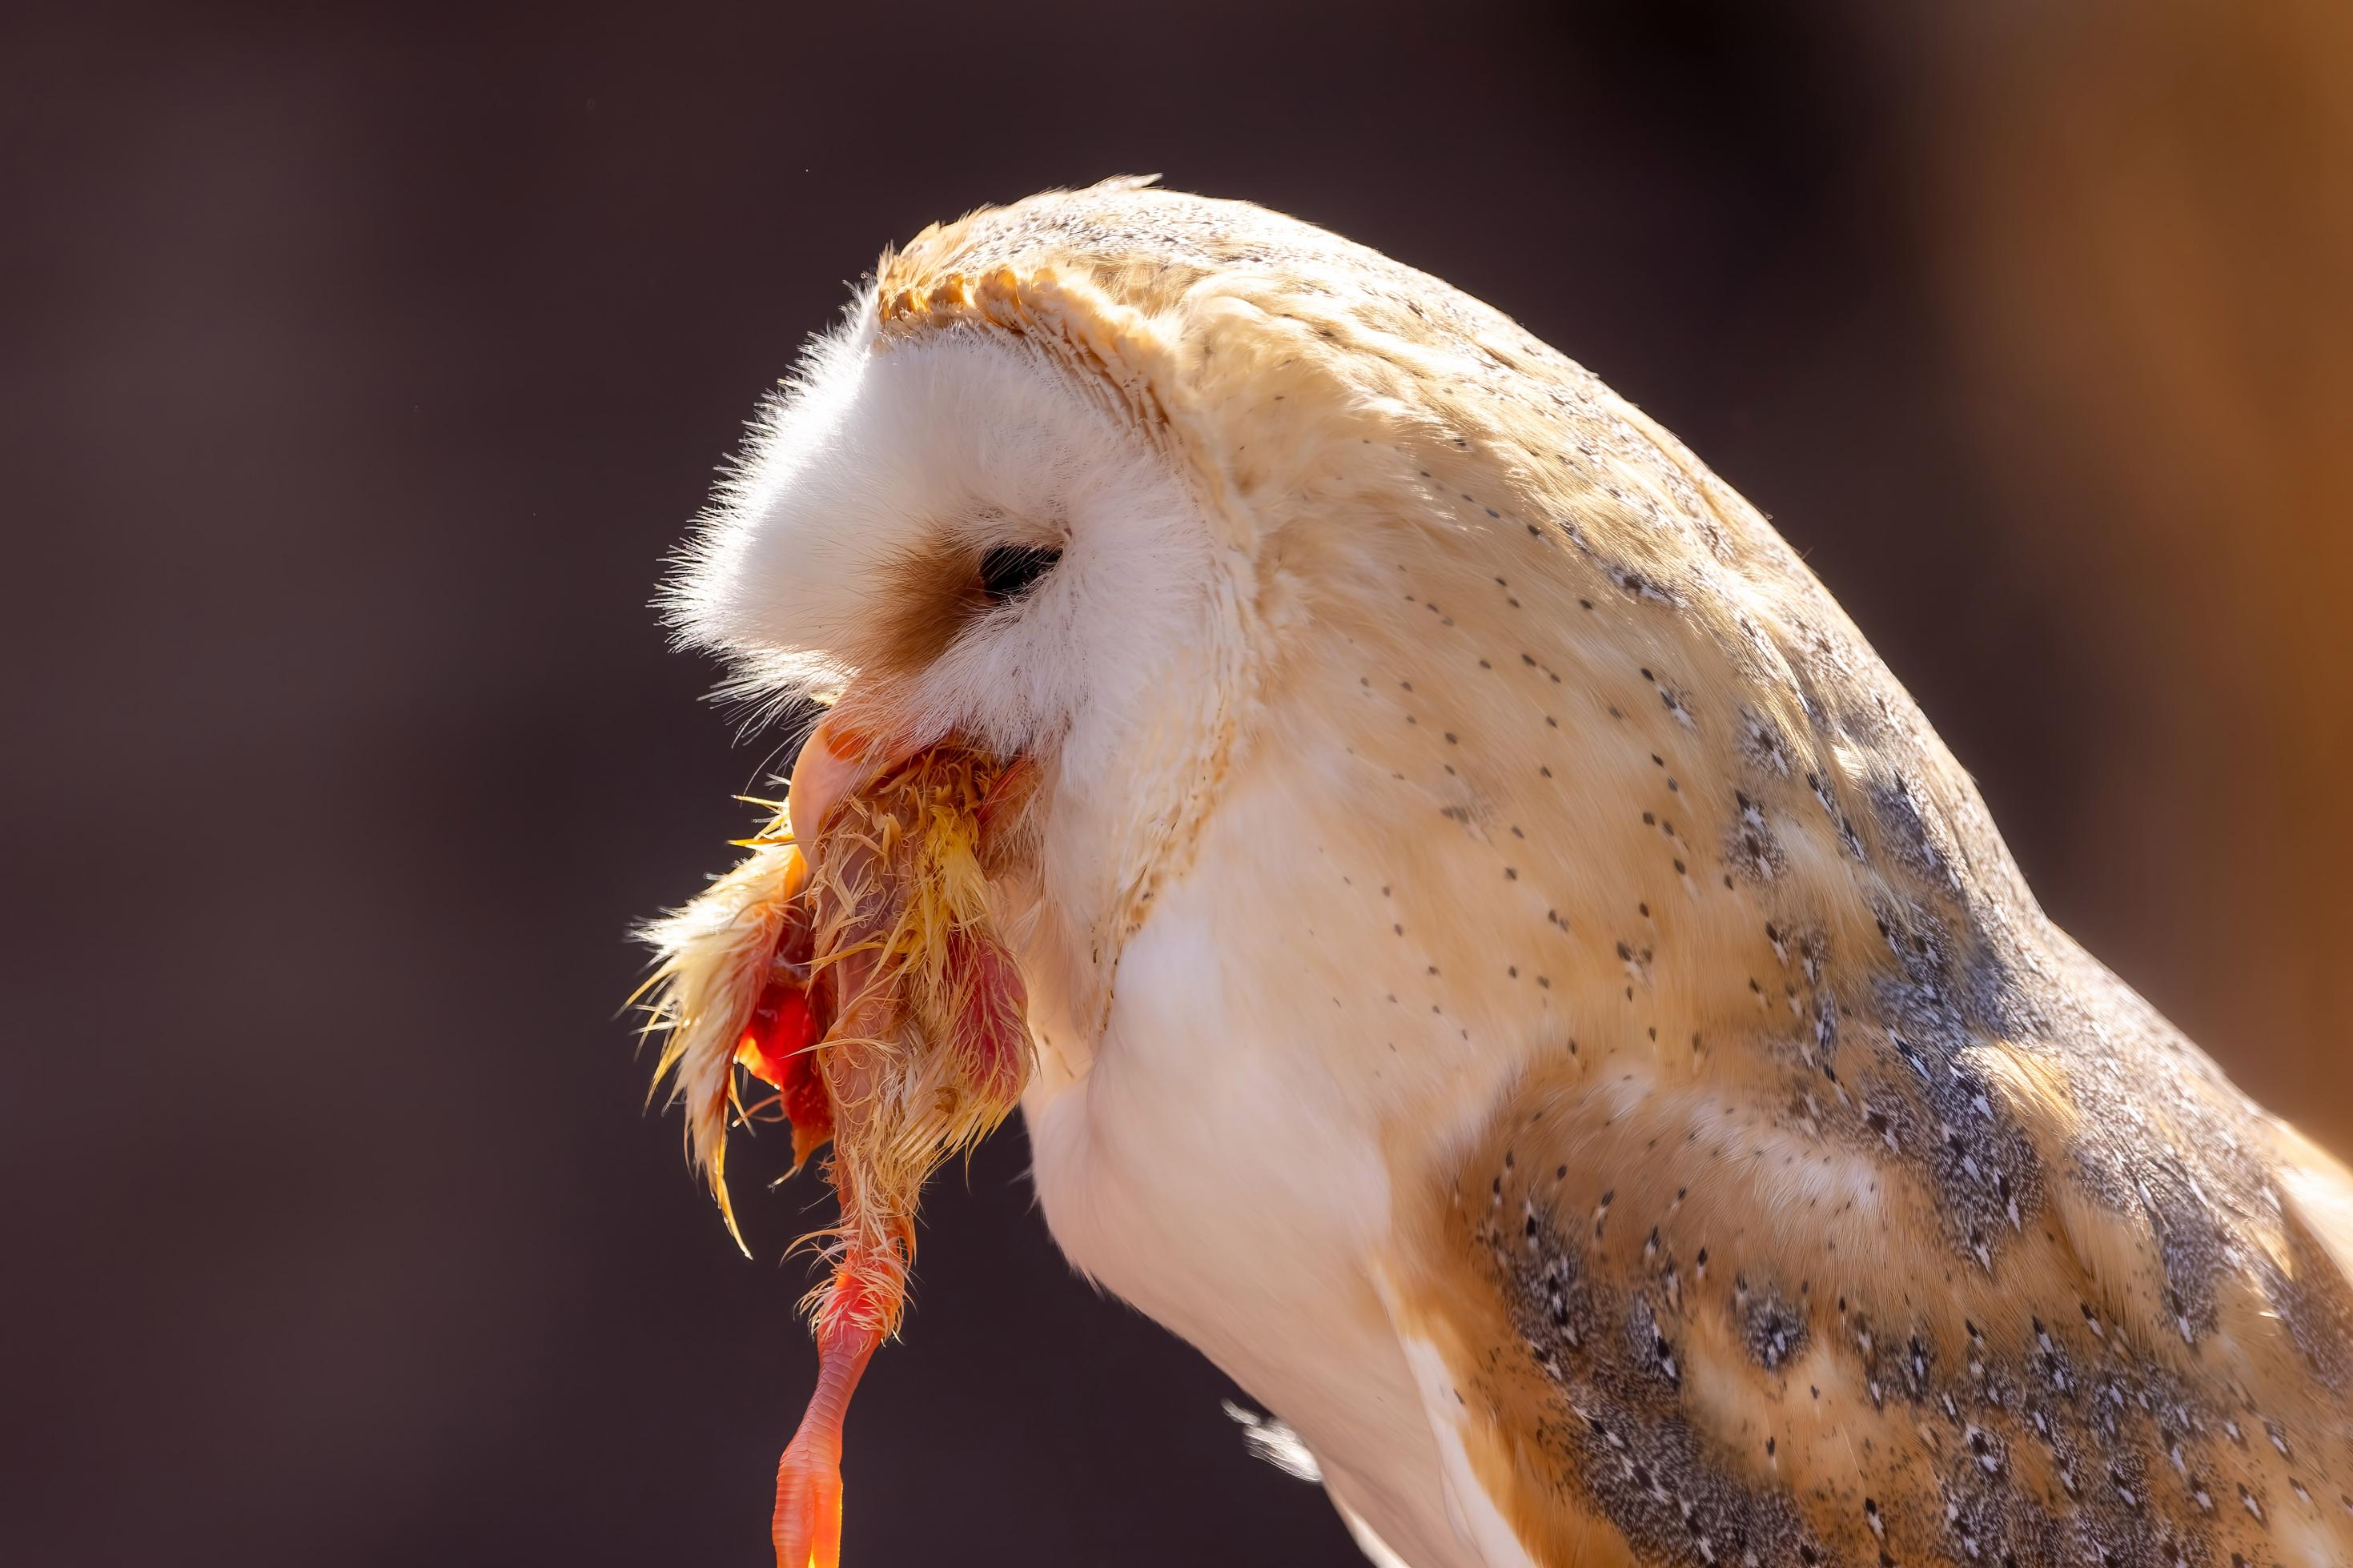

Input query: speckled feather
[686,180,2353,1568]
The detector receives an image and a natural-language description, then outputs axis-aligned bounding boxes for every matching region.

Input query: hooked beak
[789,711,1039,856]
[785,712,928,846]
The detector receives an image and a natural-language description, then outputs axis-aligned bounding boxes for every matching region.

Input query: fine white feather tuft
[663,302,1213,772]
[1223,1400,1326,1482]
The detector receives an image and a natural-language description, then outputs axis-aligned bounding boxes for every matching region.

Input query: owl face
[665,303,1229,880]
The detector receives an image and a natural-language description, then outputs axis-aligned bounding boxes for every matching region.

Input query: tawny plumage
[644,178,2353,1568]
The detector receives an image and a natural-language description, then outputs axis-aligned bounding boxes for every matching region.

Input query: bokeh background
[6,2,2348,1563]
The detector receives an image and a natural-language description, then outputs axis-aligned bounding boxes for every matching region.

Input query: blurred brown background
[4,2,2347,1564]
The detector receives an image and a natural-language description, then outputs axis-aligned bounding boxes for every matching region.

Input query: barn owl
[644,178,2353,1568]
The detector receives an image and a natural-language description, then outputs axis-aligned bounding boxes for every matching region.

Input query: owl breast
[1020,746,1537,1568]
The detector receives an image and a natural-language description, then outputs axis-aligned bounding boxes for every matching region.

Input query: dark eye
[978,543,1062,603]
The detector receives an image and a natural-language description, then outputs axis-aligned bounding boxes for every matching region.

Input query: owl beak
[789,711,1039,856]
[785,712,923,845]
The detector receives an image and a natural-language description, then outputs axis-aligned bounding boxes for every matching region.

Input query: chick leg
[771,1290,881,1568]
[772,933,900,1568]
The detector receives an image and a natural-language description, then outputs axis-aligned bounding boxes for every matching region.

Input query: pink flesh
[944,930,1029,1103]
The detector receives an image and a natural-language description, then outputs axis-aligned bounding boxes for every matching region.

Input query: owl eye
[977,544,1061,603]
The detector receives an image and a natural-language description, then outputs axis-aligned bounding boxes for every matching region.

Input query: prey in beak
[640,712,1039,1568]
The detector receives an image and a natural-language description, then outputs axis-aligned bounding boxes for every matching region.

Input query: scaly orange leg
[770,1319,877,1568]
[771,1260,891,1568]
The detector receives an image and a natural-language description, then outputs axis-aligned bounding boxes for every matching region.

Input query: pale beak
[785,712,929,846]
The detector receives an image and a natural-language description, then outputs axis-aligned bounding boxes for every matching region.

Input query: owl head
[666,178,1488,1024]
[661,176,1871,1091]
